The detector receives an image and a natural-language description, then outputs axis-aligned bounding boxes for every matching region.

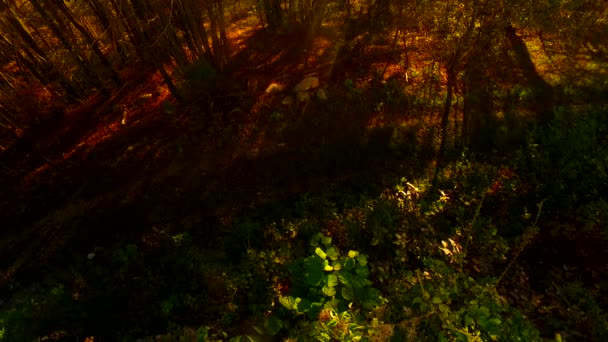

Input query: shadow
[0,17,435,301]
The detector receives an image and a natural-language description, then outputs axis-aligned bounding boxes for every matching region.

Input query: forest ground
[0,12,430,288]
[0,6,607,342]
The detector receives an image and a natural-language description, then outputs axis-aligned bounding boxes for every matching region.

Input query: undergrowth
[1,105,607,341]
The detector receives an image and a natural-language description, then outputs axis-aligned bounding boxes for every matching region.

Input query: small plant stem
[495,198,547,288]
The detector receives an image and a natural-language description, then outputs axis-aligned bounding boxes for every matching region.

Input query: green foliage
[277,233,385,340]
[517,106,608,229]
[394,260,541,341]
[0,282,77,342]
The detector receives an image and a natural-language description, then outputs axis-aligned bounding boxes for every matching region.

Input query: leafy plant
[277,233,385,340]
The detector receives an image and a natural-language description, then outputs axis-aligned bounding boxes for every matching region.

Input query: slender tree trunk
[87,0,124,66]
[439,64,455,160]
[29,0,107,92]
[2,12,78,97]
[53,1,121,86]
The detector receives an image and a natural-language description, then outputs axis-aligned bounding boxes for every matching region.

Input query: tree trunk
[29,0,107,92]
[53,1,121,87]
[263,0,283,29]
[439,64,455,159]
[2,12,78,97]
[505,24,554,123]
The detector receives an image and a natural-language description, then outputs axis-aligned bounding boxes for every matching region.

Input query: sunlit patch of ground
[525,31,608,88]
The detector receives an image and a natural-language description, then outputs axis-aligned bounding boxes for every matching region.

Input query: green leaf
[479,317,489,329]
[365,287,381,302]
[307,302,323,320]
[327,274,338,287]
[356,255,367,266]
[306,256,324,286]
[431,297,442,304]
[327,319,338,327]
[340,311,352,321]
[321,236,332,246]
[338,272,352,286]
[315,247,327,259]
[478,306,491,318]
[355,265,369,278]
[264,316,283,336]
[310,233,321,246]
[342,286,354,300]
[322,285,336,296]
[438,304,450,314]
[348,250,359,258]
[326,247,339,260]
[347,323,363,332]
[279,296,297,310]
[296,297,313,313]
[332,261,342,270]
[489,318,502,325]
[344,258,356,270]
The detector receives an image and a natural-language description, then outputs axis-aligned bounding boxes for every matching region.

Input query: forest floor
[1,9,607,342]
[0,12,424,299]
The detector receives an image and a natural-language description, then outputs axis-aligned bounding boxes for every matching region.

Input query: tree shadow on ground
[0,19,435,297]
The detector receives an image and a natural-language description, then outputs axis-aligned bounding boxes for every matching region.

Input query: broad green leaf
[307,302,323,320]
[326,247,339,260]
[322,285,336,296]
[342,286,354,300]
[264,316,283,336]
[366,287,381,302]
[338,272,352,286]
[279,296,296,310]
[344,258,356,270]
[356,255,367,266]
[327,274,338,287]
[306,256,324,286]
[310,233,321,246]
[478,306,491,318]
[332,261,342,270]
[431,296,442,304]
[348,250,359,258]
[315,247,327,259]
[296,298,313,313]
[479,317,489,329]
[489,318,502,325]
[355,265,369,278]
[321,236,332,246]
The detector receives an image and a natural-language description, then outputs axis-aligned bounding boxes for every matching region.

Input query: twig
[495,198,547,288]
